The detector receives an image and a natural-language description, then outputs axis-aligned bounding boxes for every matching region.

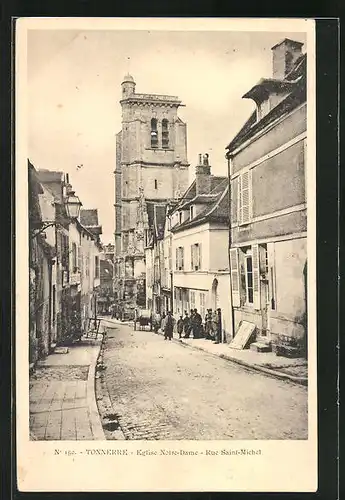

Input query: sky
[27,28,307,243]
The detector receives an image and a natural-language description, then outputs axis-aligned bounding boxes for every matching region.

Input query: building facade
[114,74,189,318]
[30,165,104,364]
[35,168,72,350]
[145,202,172,315]
[80,209,102,323]
[226,38,307,355]
[170,154,233,342]
[29,163,57,363]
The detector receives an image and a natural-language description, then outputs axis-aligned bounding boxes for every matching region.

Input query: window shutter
[238,175,242,225]
[198,243,202,270]
[181,247,184,270]
[56,232,61,264]
[252,244,260,310]
[229,248,240,307]
[175,247,178,270]
[241,171,251,224]
[191,245,194,270]
[78,246,82,271]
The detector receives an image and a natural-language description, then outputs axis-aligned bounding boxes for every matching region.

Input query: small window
[179,211,182,224]
[190,205,194,219]
[162,119,169,148]
[154,179,158,190]
[190,291,196,310]
[191,243,201,271]
[176,246,184,271]
[151,118,158,148]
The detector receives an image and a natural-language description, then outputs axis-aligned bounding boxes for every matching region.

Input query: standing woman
[160,312,166,333]
[183,311,191,338]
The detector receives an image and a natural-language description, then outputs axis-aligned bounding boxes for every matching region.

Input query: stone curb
[98,322,126,441]
[153,329,307,386]
[87,338,106,440]
[178,338,308,386]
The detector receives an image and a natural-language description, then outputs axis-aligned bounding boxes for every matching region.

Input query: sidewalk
[29,334,105,440]
[176,337,308,385]
[99,317,307,386]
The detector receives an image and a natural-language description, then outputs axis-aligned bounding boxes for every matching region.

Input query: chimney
[271,38,303,80]
[195,153,211,195]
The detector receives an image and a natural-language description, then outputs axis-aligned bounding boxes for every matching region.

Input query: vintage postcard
[16,17,317,492]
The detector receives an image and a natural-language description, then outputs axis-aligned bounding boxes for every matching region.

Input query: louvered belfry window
[151,118,158,148]
[162,119,169,148]
[238,170,252,225]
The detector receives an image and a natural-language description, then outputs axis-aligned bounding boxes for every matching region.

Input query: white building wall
[171,221,233,340]
[208,228,229,272]
[172,222,210,273]
[270,237,307,339]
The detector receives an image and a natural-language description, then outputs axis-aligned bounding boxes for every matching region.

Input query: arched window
[151,118,158,148]
[162,119,169,148]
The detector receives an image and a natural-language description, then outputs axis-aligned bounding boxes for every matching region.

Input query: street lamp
[65,191,82,220]
[31,191,82,239]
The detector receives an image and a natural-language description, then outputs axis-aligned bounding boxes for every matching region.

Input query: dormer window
[162,119,169,148]
[151,118,158,148]
[257,99,271,122]
[190,205,194,219]
[179,211,183,225]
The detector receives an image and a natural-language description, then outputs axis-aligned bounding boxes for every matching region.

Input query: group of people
[157,308,222,344]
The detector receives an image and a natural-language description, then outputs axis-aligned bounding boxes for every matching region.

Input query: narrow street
[99,323,308,440]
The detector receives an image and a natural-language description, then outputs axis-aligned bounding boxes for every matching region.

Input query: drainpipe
[227,153,235,341]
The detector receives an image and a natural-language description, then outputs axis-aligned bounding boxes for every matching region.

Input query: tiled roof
[36,169,64,183]
[210,177,228,193]
[171,184,229,233]
[80,209,99,227]
[178,176,227,210]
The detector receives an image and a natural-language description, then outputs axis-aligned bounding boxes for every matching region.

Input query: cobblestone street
[100,323,308,440]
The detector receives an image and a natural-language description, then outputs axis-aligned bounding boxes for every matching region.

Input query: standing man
[193,308,202,339]
[188,309,196,338]
[177,315,184,339]
[164,311,175,340]
[183,311,191,338]
[216,308,222,344]
[212,309,219,342]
